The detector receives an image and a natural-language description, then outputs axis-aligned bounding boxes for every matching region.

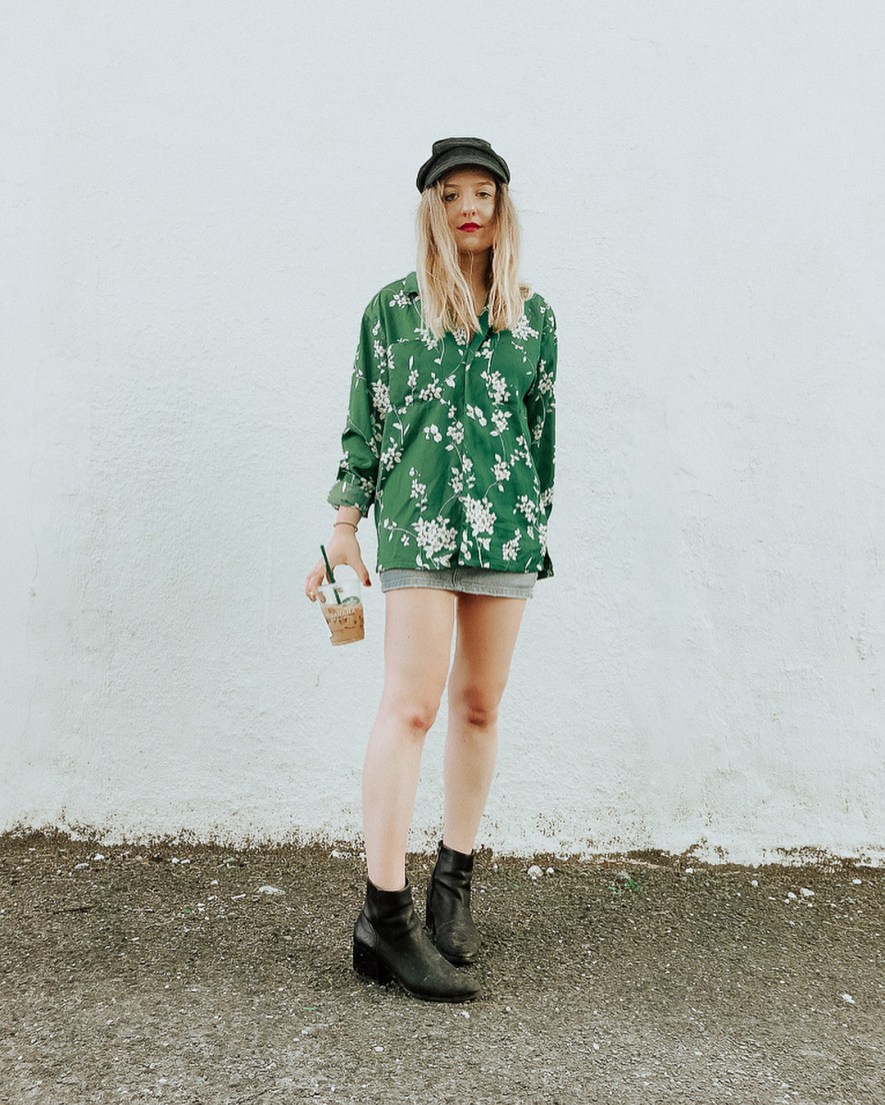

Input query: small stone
[527,865,543,880]
[546,867,555,876]
[457,1010,470,1018]
[852,878,862,885]
[73,862,89,871]
[93,853,106,862]
[330,849,351,859]
[750,879,758,888]
[374,1045,384,1053]
[210,879,219,886]
[800,887,814,898]
[685,867,694,875]
[841,993,855,1005]
[786,892,798,901]
[491,863,498,872]
[256,885,285,896]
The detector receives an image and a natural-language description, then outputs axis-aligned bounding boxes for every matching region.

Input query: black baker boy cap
[416,136,511,193]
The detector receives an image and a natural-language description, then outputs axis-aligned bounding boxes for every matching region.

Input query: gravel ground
[1,832,882,1105]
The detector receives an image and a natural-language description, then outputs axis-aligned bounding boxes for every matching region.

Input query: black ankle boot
[426,842,480,966]
[353,879,479,1003]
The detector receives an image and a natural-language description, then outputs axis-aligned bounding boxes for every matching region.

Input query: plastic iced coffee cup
[317,575,364,646]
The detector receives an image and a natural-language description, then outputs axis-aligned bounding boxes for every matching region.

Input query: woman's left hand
[304,524,371,601]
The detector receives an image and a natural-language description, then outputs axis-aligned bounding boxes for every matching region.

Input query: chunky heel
[352,939,393,984]
[352,879,479,1002]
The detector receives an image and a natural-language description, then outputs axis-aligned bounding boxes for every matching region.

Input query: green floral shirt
[328,272,557,578]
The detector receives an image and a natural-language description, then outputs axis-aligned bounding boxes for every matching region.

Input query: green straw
[320,545,341,603]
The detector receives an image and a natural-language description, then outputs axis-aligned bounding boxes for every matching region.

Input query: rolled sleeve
[327,299,387,517]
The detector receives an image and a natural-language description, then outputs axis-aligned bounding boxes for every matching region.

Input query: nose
[460,194,477,216]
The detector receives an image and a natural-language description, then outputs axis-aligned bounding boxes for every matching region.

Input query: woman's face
[442,170,497,257]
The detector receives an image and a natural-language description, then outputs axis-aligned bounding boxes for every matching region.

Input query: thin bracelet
[334,521,358,531]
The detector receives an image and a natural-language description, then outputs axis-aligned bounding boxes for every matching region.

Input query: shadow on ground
[1,833,882,1104]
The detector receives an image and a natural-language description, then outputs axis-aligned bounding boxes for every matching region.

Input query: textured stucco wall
[2,2,883,861]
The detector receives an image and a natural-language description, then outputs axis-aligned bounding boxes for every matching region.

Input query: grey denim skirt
[379,567,536,599]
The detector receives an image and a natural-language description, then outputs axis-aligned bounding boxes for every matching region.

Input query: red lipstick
[459,222,481,231]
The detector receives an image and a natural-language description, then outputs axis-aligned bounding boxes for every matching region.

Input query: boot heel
[353,878,480,1002]
[353,939,393,984]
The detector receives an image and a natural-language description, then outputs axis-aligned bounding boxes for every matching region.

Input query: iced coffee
[317,579,365,645]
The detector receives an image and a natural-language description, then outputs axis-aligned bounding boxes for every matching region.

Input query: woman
[305,137,557,1002]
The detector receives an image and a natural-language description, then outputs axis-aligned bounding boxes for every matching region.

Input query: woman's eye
[443,193,457,202]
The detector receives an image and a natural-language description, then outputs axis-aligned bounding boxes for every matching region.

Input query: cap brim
[421,152,508,190]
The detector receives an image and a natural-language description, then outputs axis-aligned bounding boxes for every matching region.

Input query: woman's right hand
[304,527,372,601]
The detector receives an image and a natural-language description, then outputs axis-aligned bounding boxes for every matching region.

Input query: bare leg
[442,594,527,854]
[362,588,455,891]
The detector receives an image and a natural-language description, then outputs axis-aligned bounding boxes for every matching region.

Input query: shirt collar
[404,271,490,338]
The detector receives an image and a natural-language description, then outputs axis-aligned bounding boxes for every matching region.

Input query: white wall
[2,2,883,862]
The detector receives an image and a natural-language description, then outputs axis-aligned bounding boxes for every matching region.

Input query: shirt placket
[453,310,491,564]
[458,309,492,407]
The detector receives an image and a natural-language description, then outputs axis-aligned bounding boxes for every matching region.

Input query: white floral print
[502,530,522,562]
[464,495,496,537]
[371,380,391,418]
[418,375,444,402]
[511,314,539,342]
[329,272,556,577]
[490,409,512,437]
[415,324,440,350]
[414,516,458,562]
[446,420,465,447]
[482,368,510,405]
[492,456,511,487]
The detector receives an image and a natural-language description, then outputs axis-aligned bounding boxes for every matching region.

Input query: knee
[453,685,500,731]
[407,700,441,735]
[386,695,441,736]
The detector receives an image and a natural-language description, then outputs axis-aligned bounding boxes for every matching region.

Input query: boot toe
[354,881,481,1002]
[431,922,480,966]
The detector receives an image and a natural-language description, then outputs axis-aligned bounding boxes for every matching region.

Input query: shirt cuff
[327,476,373,517]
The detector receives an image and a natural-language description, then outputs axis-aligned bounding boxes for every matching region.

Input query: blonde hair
[416,178,529,339]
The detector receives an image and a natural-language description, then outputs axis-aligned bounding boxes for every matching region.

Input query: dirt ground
[1,833,882,1105]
